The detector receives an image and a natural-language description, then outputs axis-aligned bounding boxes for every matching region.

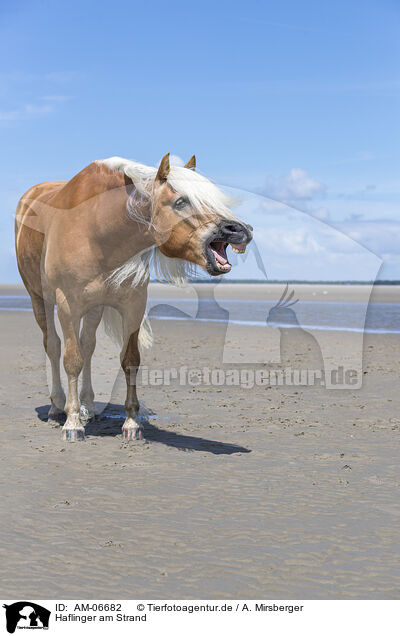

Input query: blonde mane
[98,156,238,288]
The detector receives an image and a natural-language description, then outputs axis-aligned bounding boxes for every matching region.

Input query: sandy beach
[0,283,399,599]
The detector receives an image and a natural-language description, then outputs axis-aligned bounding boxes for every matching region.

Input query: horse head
[151,153,253,276]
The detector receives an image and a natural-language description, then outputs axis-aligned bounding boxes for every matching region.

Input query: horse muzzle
[204,221,253,276]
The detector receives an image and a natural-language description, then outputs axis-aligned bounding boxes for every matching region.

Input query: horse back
[15,162,126,299]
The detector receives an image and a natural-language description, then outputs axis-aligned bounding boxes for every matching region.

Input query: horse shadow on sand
[35,403,250,455]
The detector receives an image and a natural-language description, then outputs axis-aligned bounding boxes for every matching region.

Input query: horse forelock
[97,156,239,221]
[166,166,238,221]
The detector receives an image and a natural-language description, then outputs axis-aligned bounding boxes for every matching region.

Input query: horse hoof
[62,427,86,442]
[122,426,144,441]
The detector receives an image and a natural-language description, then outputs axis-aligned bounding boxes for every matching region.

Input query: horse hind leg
[30,292,65,420]
[79,306,103,421]
[56,290,85,441]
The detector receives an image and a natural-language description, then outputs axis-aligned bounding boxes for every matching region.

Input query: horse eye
[174,197,188,210]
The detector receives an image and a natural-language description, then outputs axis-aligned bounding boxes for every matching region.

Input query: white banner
[1,599,398,636]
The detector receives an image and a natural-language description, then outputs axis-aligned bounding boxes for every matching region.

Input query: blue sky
[1,0,399,281]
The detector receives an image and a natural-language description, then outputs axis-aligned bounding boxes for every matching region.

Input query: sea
[1,290,399,335]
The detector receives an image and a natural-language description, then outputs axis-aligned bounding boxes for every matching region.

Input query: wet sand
[0,284,399,599]
[147,281,400,304]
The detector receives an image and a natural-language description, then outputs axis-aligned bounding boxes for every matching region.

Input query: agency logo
[3,603,50,633]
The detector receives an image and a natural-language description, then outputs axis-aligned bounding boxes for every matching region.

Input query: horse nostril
[221,221,248,235]
[223,223,240,233]
[220,221,252,239]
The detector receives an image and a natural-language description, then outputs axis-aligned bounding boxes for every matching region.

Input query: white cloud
[227,190,383,280]
[263,168,325,202]
[256,227,324,256]
[155,154,186,168]
[169,154,185,167]
[229,224,381,281]
[338,219,400,256]
[0,103,52,121]
[0,96,69,124]
[310,206,330,221]
[260,168,328,220]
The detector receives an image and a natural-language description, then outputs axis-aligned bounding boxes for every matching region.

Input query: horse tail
[102,306,153,350]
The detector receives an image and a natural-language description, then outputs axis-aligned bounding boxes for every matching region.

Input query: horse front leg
[56,291,84,441]
[120,329,143,440]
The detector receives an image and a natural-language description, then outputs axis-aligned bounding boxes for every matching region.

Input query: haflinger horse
[15,153,252,441]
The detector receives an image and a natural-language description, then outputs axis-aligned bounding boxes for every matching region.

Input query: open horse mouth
[205,222,252,275]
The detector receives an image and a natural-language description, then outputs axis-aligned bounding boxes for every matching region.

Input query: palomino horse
[15,153,252,441]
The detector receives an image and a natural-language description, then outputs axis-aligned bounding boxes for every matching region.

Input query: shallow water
[1,294,398,335]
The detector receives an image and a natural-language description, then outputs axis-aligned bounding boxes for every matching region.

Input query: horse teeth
[232,247,245,254]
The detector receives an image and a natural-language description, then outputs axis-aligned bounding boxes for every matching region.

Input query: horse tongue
[211,242,228,265]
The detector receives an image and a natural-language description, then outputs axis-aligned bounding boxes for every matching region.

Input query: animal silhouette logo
[267,284,324,369]
[3,602,50,633]
[267,284,299,327]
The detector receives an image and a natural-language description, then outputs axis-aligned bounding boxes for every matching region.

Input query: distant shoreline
[2,279,400,289]
[187,279,400,285]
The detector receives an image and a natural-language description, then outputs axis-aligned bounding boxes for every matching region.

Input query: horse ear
[184,155,196,170]
[156,153,170,182]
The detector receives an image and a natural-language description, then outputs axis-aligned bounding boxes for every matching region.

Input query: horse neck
[52,161,156,272]
[92,187,155,271]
